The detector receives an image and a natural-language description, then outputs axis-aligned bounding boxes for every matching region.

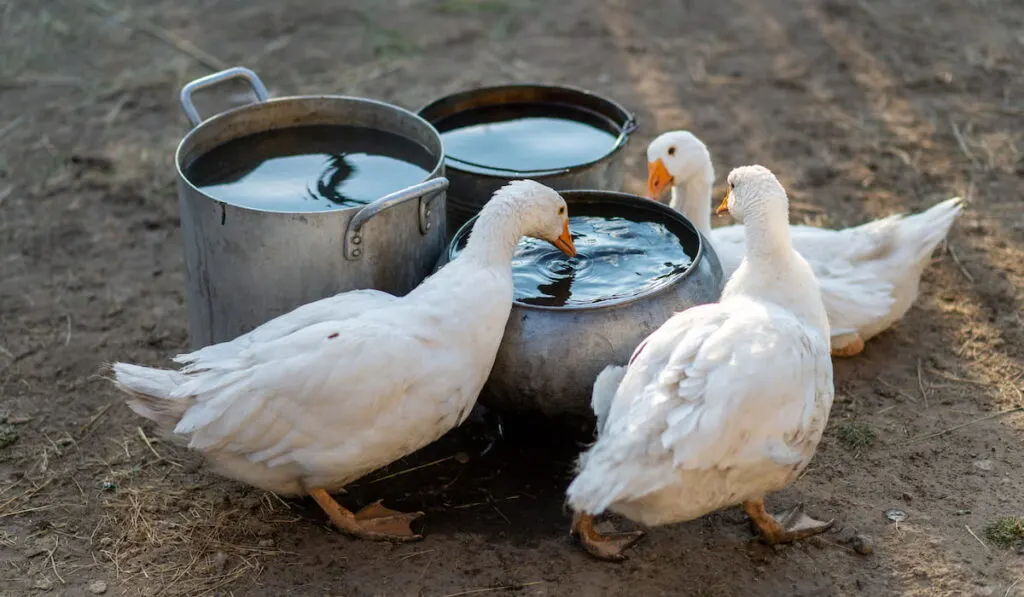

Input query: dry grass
[96,480,300,597]
[1,417,303,596]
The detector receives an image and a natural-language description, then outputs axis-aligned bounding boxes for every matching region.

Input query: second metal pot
[418,84,637,237]
[444,190,725,419]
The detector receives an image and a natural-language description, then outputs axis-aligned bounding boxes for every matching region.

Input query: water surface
[186,124,435,211]
[435,103,619,174]
[456,203,694,307]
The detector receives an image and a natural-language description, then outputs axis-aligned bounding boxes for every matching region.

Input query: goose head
[717,165,789,225]
[474,180,577,257]
[645,130,714,202]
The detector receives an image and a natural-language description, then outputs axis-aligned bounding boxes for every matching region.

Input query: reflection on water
[186,125,434,212]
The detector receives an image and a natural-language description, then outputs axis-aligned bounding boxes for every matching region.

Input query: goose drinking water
[111,180,576,543]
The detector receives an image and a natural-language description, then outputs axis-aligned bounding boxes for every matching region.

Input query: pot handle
[179,67,270,127]
[344,177,449,261]
[611,111,639,151]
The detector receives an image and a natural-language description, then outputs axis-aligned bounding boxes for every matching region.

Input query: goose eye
[729,182,735,189]
[558,206,565,215]
[667,146,676,156]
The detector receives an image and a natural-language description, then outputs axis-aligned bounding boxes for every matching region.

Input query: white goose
[567,165,835,561]
[646,130,963,357]
[111,180,576,542]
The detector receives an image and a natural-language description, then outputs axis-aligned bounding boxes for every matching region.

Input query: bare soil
[1,0,1023,595]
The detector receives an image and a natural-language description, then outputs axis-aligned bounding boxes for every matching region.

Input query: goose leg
[309,488,423,542]
[743,497,833,544]
[831,334,865,358]
[570,512,645,561]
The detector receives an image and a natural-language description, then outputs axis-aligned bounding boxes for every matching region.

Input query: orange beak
[715,188,731,216]
[551,219,577,257]
[646,158,674,200]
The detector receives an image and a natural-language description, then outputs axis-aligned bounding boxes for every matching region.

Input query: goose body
[111,179,576,541]
[568,166,835,560]
[646,131,963,355]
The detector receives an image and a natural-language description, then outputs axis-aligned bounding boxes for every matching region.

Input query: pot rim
[174,94,447,215]
[416,82,638,179]
[448,189,709,312]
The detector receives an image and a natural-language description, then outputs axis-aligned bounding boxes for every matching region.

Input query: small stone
[955,509,971,516]
[901,492,913,502]
[850,534,874,555]
[5,416,32,425]
[0,424,18,449]
[973,459,994,471]
[87,579,108,594]
[257,539,274,548]
[209,550,228,571]
[98,536,113,547]
[454,451,470,464]
[885,509,907,522]
[33,578,53,591]
[975,586,995,597]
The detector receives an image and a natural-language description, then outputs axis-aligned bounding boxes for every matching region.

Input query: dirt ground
[1,0,1023,595]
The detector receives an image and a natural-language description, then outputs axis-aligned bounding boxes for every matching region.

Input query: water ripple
[511,214,693,307]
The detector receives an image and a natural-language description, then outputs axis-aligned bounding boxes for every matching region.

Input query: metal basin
[174,67,448,348]
[444,190,724,418]
[417,84,637,237]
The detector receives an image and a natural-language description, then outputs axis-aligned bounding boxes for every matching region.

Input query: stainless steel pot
[174,67,449,348]
[417,84,637,237]
[444,190,724,419]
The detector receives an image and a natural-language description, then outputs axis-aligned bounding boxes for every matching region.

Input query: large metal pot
[445,190,724,419]
[175,67,449,348]
[417,84,637,237]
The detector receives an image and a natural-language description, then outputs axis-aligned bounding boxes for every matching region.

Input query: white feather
[110,180,572,496]
[568,165,836,528]
[649,131,963,351]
